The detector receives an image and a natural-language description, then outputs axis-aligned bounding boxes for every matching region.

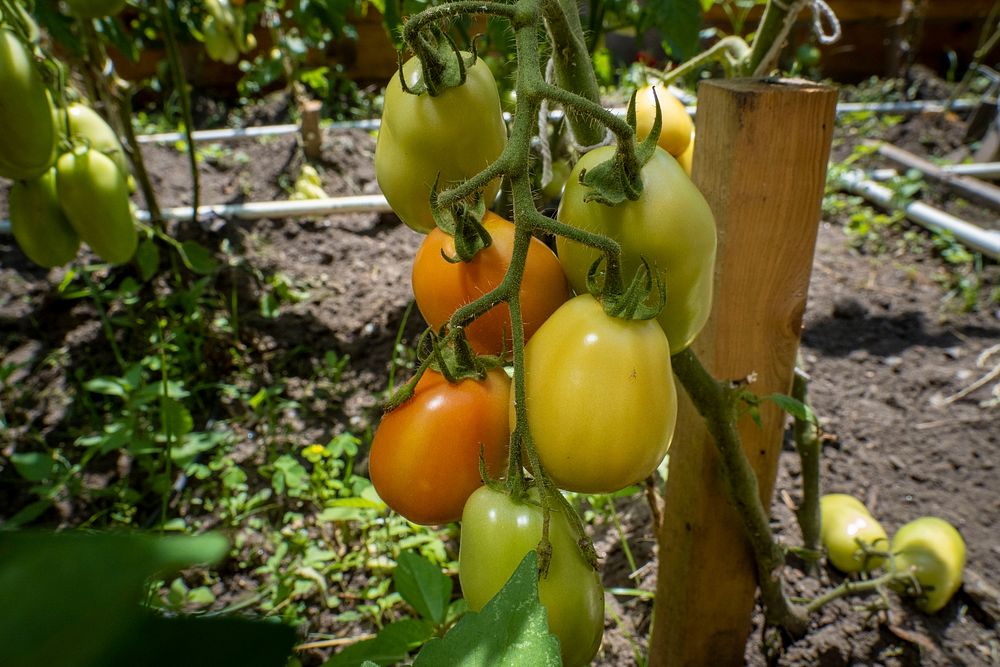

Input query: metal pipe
[130,99,979,144]
[835,170,1000,260]
[877,142,1000,211]
[944,162,1000,180]
[0,195,394,234]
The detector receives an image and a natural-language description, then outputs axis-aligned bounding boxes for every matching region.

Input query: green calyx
[430,180,492,263]
[585,254,666,321]
[577,89,661,206]
[398,25,476,97]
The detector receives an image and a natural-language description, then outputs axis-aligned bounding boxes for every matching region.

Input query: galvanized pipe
[835,170,1000,260]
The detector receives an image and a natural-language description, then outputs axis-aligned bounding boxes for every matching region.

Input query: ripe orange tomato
[368,368,510,525]
[411,212,570,356]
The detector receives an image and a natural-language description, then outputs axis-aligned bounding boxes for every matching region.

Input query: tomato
[516,294,677,493]
[375,53,507,234]
[556,146,716,354]
[0,28,57,181]
[540,158,571,202]
[891,516,966,613]
[66,104,129,177]
[411,212,570,356]
[202,15,239,64]
[62,0,128,18]
[633,85,693,158]
[9,168,80,268]
[369,368,510,525]
[676,130,694,176]
[56,148,137,265]
[459,486,604,666]
[819,494,888,573]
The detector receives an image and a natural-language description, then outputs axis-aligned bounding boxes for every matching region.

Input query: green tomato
[0,28,57,181]
[9,168,80,268]
[62,0,128,18]
[515,294,677,494]
[540,158,570,202]
[375,53,507,233]
[891,516,966,613]
[56,148,137,265]
[556,146,716,354]
[459,486,604,667]
[819,494,888,573]
[66,104,129,178]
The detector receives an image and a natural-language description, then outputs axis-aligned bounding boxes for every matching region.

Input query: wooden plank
[649,78,837,667]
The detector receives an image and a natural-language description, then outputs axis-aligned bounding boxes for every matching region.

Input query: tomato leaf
[179,240,219,275]
[653,0,703,61]
[766,393,818,425]
[393,551,453,625]
[413,551,561,666]
[322,619,431,666]
[135,239,160,282]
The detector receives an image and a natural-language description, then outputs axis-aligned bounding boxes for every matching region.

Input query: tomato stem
[670,347,810,635]
[791,365,823,571]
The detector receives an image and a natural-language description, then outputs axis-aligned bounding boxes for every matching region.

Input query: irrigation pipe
[130,99,978,145]
[877,142,1000,211]
[0,195,392,234]
[835,170,1000,260]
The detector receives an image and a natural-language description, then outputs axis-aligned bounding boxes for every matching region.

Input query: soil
[1,85,998,666]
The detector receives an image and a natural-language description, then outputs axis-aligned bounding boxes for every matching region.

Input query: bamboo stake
[650,78,837,666]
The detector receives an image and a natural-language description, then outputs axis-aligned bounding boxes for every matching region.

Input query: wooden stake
[301,99,323,160]
[649,79,837,666]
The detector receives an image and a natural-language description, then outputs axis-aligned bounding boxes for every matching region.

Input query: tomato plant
[8,168,80,268]
[56,147,138,265]
[375,53,508,234]
[459,486,604,667]
[633,85,693,158]
[891,516,966,613]
[819,494,888,573]
[368,367,511,525]
[411,211,570,356]
[61,0,127,19]
[517,294,677,494]
[557,146,717,354]
[0,27,57,181]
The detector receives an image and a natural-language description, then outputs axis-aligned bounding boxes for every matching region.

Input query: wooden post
[301,99,323,161]
[649,79,837,666]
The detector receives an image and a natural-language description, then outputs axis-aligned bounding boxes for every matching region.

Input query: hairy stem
[791,366,822,570]
[744,0,802,76]
[671,348,810,636]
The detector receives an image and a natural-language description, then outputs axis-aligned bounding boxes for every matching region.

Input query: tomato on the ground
[819,494,888,573]
[369,368,510,525]
[412,211,570,356]
[459,486,604,667]
[891,516,966,613]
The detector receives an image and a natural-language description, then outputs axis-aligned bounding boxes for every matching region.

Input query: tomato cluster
[820,494,966,613]
[370,52,720,664]
[1,15,137,269]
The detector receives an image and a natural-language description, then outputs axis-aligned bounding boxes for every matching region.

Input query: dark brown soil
[1,90,998,665]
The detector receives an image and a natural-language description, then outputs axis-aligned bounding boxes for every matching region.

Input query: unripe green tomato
[540,158,570,202]
[0,28,58,180]
[9,168,81,268]
[819,494,888,573]
[891,516,966,613]
[62,0,128,18]
[66,104,130,178]
[56,148,137,265]
[375,53,507,233]
[557,146,717,354]
[459,486,604,667]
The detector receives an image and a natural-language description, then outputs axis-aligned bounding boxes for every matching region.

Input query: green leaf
[322,620,423,667]
[272,454,309,496]
[393,551,452,625]
[0,531,237,667]
[413,551,561,666]
[179,241,219,275]
[656,0,703,61]
[10,452,53,482]
[160,397,194,438]
[83,376,129,397]
[135,239,160,281]
[767,393,818,425]
[170,431,231,467]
